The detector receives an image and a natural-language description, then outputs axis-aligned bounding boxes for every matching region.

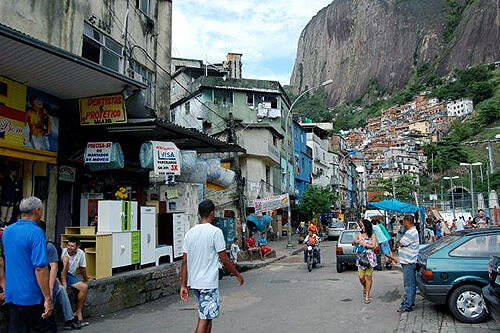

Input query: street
[87,240,404,332]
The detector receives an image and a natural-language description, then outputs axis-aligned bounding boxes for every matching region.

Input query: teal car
[417,227,500,323]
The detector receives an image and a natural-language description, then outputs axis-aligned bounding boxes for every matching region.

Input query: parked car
[483,255,500,323]
[336,229,381,273]
[416,227,500,323]
[328,221,360,240]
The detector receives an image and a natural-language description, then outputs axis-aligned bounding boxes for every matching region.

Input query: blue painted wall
[293,121,312,200]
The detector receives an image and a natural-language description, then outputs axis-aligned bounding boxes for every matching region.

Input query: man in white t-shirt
[180,200,244,333]
[456,216,466,231]
[61,238,91,326]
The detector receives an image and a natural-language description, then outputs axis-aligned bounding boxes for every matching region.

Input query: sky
[172,0,333,86]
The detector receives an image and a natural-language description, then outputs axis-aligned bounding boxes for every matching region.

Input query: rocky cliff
[290,0,500,106]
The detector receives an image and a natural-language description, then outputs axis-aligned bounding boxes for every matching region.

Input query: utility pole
[228,113,247,249]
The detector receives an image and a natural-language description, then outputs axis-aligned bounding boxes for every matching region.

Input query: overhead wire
[107,6,229,135]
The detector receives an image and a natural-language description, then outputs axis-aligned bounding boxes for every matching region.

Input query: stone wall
[0,263,180,330]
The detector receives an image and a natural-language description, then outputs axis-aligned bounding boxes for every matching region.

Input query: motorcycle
[305,244,319,272]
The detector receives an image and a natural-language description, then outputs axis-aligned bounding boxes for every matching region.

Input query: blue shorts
[380,241,391,256]
[66,272,81,286]
[193,288,220,320]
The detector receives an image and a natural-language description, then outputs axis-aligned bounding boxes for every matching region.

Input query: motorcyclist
[303,227,321,264]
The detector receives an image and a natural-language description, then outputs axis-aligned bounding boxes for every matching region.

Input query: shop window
[83,24,122,72]
[137,0,151,16]
[129,60,155,107]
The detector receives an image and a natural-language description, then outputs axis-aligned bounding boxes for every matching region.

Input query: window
[247,93,254,106]
[129,60,155,107]
[450,235,499,257]
[214,89,233,106]
[265,166,271,191]
[272,134,278,146]
[83,23,122,72]
[137,0,151,16]
[184,101,190,114]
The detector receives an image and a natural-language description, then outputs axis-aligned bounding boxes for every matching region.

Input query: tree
[368,175,420,201]
[299,185,338,218]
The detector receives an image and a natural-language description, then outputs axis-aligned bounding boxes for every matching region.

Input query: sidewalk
[397,295,500,332]
[237,234,305,271]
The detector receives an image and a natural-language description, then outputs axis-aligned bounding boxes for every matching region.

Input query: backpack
[47,241,63,279]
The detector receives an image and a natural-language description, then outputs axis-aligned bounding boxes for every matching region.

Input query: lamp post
[285,79,334,248]
[443,176,459,219]
[460,162,482,214]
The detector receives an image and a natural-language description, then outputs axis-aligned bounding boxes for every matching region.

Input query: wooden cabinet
[61,227,111,279]
[140,206,156,265]
[98,201,138,233]
[112,232,132,268]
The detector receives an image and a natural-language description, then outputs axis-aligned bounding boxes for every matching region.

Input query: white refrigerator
[141,206,156,265]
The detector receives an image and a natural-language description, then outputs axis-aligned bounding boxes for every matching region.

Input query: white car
[328,221,360,240]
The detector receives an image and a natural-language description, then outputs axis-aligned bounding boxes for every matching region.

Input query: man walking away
[180,200,244,333]
[397,215,420,313]
[3,196,56,332]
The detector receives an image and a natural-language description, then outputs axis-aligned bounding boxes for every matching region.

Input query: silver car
[335,229,381,273]
[328,221,360,240]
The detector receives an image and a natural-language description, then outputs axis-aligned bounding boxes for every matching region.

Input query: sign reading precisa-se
[79,94,127,125]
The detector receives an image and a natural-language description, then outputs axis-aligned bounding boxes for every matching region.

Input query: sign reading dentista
[79,94,127,125]
[84,142,112,163]
[152,141,181,176]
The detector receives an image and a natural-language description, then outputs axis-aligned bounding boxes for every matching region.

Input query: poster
[0,76,60,152]
[254,194,290,213]
[79,94,127,125]
[84,142,112,163]
[152,141,181,175]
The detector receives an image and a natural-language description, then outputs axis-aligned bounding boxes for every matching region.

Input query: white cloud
[172,0,332,85]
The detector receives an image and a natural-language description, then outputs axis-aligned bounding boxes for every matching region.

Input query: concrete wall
[0,0,172,118]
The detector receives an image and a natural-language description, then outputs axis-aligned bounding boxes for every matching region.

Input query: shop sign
[58,165,76,182]
[79,94,127,125]
[84,142,112,163]
[0,76,60,153]
[152,141,181,175]
[254,193,290,213]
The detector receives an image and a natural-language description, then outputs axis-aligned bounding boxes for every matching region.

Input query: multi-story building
[302,125,331,187]
[293,121,312,201]
[447,98,474,117]
[169,57,294,203]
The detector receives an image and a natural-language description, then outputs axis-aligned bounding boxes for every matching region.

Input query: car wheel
[336,261,343,273]
[448,284,489,323]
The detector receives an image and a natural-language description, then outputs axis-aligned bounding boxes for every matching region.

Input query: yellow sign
[79,94,127,126]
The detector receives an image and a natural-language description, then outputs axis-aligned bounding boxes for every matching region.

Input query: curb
[237,255,286,272]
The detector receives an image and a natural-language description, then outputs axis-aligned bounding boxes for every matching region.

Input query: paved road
[86,240,404,332]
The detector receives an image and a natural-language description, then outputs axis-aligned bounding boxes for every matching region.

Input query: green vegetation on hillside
[444,0,474,42]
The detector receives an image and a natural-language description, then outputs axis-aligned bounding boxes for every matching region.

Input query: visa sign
[151,141,181,175]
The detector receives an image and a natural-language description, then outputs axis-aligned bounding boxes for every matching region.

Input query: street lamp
[443,176,459,219]
[460,162,482,213]
[285,79,334,248]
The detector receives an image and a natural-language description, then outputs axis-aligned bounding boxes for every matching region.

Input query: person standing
[473,209,490,229]
[456,216,466,232]
[353,219,378,304]
[397,215,420,313]
[2,196,56,332]
[180,200,244,333]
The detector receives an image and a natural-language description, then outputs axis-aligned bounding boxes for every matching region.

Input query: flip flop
[364,299,371,304]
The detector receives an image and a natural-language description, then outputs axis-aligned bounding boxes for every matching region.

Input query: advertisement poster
[0,76,60,152]
[152,141,181,175]
[254,193,290,213]
[84,142,112,163]
[79,94,127,125]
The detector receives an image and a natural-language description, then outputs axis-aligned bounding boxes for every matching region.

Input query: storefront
[0,23,146,239]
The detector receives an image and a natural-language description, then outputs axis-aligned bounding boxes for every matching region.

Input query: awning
[63,119,245,161]
[0,142,57,164]
[0,24,146,100]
